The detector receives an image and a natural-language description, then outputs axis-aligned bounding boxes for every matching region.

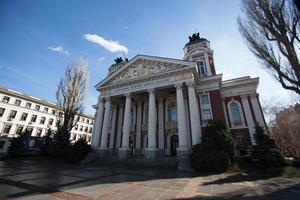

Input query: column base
[118,148,131,159]
[97,149,111,157]
[144,148,158,159]
[177,148,191,171]
[158,149,165,157]
[133,149,141,156]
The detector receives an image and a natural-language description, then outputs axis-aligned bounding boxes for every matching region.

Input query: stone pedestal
[158,149,165,157]
[145,148,158,159]
[98,149,110,157]
[134,149,141,156]
[177,148,191,171]
[118,148,131,159]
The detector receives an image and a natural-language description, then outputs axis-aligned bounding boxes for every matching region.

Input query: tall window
[44,107,49,113]
[15,99,21,106]
[35,105,40,111]
[197,60,207,77]
[0,108,5,117]
[9,110,17,119]
[36,128,42,137]
[25,102,31,109]
[230,102,242,126]
[31,115,37,122]
[48,118,54,126]
[2,96,10,103]
[168,102,177,123]
[200,93,213,124]
[40,117,46,124]
[20,113,28,121]
[2,124,12,134]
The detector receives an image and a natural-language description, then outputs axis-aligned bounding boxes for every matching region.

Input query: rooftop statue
[114,57,129,64]
[188,32,200,42]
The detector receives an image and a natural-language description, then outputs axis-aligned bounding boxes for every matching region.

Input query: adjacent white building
[0,86,94,143]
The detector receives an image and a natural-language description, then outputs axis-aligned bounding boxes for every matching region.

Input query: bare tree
[238,0,300,95]
[56,59,88,139]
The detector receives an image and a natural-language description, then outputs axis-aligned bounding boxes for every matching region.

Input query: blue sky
[0,0,296,115]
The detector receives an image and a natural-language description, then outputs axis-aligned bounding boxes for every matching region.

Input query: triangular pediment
[96,55,195,88]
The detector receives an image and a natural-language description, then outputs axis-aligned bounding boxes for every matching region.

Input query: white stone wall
[0,88,94,144]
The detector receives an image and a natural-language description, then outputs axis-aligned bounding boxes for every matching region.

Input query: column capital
[98,96,104,102]
[124,93,131,98]
[249,93,258,98]
[175,83,183,89]
[240,95,249,100]
[186,81,195,88]
[105,96,111,102]
[147,88,155,94]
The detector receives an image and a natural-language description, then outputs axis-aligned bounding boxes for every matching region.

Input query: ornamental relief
[111,63,183,84]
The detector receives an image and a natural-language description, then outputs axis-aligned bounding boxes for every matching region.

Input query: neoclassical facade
[91,34,266,159]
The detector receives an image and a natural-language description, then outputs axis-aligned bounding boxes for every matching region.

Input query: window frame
[227,100,245,128]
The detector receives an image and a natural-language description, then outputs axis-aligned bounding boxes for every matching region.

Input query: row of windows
[2,96,56,114]
[1,96,94,125]
[0,108,54,125]
[74,124,93,133]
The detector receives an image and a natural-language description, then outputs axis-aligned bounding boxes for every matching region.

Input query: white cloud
[83,34,128,54]
[47,46,69,55]
[98,57,105,62]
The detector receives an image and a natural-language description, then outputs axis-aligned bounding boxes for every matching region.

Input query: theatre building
[91,33,266,160]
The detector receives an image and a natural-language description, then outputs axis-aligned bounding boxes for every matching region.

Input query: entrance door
[129,135,134,156]
[170,134,178,157]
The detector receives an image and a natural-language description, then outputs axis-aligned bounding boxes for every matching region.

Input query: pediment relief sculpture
[110,62,183,84]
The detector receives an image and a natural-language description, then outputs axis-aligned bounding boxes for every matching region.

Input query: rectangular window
[44,107,49,113]
[16,126,24,135]
[31,115,37,122]
[202,109,212,123]
[2,96,10,103]
[80,125,83,131]
[197,60,207,77]
[75,125,78,130]
[25,102,31,109]
[84,126,88,132]
[0,108,5,117]
[35,105,40,111]
[52,109,56,115]
[2,124,12,134]
[40,117,46,124]
[48,118,54,126]
[36,128,42,137]
[15,99,21,106]
[89,127,93,133]
[27,126,33,134]
[20,113,28,121]
[200,94,209,105]
[87,119,89,124]
[9,110,17,119]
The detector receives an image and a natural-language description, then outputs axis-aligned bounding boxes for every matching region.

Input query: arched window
[230,102,242,126]
[168,102,177,123]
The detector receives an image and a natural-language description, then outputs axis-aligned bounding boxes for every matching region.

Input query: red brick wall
[209,90,225,123]
[230,128,252,146]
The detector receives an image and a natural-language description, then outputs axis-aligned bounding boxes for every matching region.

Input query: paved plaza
[0,158,299,200]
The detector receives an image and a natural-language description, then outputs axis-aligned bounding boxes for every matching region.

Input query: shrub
[190,120,235,172]
[250,125,284,168]
[7,129,30,158]
[47,128,70,158]
[62,139,91,163]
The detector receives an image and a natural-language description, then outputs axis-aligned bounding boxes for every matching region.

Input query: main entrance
[170,134,179,157]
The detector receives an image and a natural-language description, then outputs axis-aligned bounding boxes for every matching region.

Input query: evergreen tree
[250,125,284,168]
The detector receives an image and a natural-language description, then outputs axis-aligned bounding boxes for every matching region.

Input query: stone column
[100,97,111,152]
[134,100,143,155]
[241,95,256,145]
[158,97,165,156]
[109,107,117,150]
[187,82,202,145]
[175,83,189,156]
[250,94,266,129]
[116,105,124,150]
[119,93,131,159]
[91,97,104,149]
[145,89,158,159]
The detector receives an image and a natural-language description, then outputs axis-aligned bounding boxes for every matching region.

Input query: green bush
[190,120,235,172]
[7,129,30,158]
[250,125,284,168]
[62,139,91,163]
